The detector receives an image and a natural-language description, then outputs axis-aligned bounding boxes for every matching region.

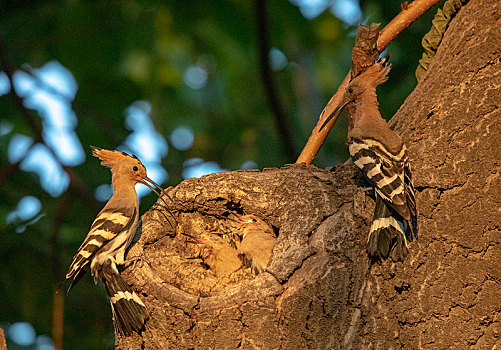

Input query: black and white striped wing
[349,139,409,220]
[64,206,137,292]
[404,162,418,240]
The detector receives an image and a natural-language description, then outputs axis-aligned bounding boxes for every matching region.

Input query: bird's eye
[252,219,257,222]
[133,166,138,171]
[348,88,353,93]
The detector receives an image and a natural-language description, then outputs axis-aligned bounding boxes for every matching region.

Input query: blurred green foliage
[0,0,439,348]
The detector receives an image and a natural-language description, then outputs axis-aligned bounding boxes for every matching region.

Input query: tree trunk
[117,0,500,348]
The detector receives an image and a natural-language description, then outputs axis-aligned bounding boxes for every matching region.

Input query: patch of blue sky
[122,100,169,198]
[241,160,258,170]
[124,100,152,132]
[8,134,33,163]
[330,0,362,25]
[0,72,14,137]
[20,143,70,197]
[12,62,84,166]
[290,0,329,19]
[183,65,208,90]
[170,125,194,151]
[5,195,42,225]
[125,130,167,164]
[6,61,83,198]
[36,335,55,350]
[95,184,114,202]
[290,0,361,24]
[0,120,13,136]
[124,101,168,161]
[15,196,41,221]
[8,322,36,346]
[269,48,288,71]
[7,322,54,350]
[182,158,228,179]
[8,133,70,197]
[34,61,77,99]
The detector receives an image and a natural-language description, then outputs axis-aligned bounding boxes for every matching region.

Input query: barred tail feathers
[101,261,147,336]
[368,195,409,262]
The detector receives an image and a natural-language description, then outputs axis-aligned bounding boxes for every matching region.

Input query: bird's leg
[125,254,151,270]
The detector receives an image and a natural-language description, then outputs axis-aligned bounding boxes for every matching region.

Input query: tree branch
[296,0,441,165]
[254,0,297,162]
[51,195,72,350]
[0,328,6,350]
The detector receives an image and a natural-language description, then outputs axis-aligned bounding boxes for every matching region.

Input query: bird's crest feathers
[351,55,391,89]
[91,146,142,169]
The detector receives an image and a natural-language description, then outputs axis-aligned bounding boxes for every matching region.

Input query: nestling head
[235,214,274,238]
[237,214,260,225]
[193,230,229,258]
[91,146,164,193]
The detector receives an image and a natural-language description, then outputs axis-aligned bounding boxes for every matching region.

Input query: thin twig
[51,195,72,350]
[296,0,441,165]
[377,0,442,51]
[254,0,297,161]
[0,328,6,350]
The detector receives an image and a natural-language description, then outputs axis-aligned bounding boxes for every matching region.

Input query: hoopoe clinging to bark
[61,146,166,335]
[320,56,418,261]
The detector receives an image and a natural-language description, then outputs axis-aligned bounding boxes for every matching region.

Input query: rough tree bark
[118,0,500,348]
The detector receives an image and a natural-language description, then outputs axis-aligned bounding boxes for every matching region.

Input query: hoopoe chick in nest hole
[60,146,168,336]
[320,56,417,262]
[235,214,277,274]
[187,229,243,278]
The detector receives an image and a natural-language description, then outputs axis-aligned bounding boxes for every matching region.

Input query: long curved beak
[319,100,349,132]
[179,232,196,239]
[225,213,245,224]
[139,177,169,207]
[142,177,165,195]
[179,232,200,244]
[232,213,245,222]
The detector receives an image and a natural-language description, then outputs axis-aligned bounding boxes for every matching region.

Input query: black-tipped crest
[91,146,168,203]
[318,55,391,133]
[91,146,145,169]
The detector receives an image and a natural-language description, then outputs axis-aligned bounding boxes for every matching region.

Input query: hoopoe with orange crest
[320,56,417,261]
[61,146,167,335]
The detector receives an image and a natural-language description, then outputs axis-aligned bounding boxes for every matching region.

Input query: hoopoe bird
[236,214,276,274]
[193,230,243,277]
[320,57,417,261]
[61,146,167,335]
